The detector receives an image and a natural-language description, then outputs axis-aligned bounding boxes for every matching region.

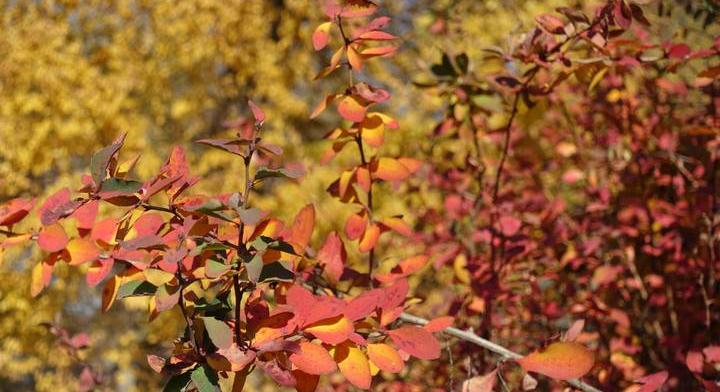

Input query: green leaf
[163,372,191,392]
[455,53,469,74]
[117,280,156,299]
[245,253,264,283]
[190,365,220,392]
[431,53,457,79]
[200,317,233,349]
[100,178,143,194]
[258,261,294,283]
[254,167,303,181]
[205,260,231,279]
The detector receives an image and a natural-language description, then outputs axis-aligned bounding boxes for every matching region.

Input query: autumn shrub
[0,0,719,391]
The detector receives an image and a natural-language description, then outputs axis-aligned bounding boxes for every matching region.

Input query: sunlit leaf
[517,342,595,380]
[38,223,69,253]
[334,341,372,389]
[289,341,337,375]
[367,343,404,373]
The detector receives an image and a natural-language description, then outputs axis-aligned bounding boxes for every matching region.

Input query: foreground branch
[398,313,603,392]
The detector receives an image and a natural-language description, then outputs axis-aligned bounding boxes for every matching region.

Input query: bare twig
[398,313,603,392]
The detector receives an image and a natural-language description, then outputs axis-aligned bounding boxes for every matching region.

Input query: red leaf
[517,342,595,381]
[40,188,81,225]
[345,211,368,240]
[38,223,69,253]
[387,325,441,360]
[317,231,346,281]
[248,99,266,124]
[704,346,720,362]
[345,289,383,321]
[0,198,35,226]
[337,95,367,123]
[667,43,691,59]
[286,285,344,326]
[357,31,396,41]
[86,258,114,287]
[424,316,454,333]
[378,278,409,310]
[686,351,704,373]
[634,370,668,392]
[535,13,565,34]
[72,201,99,231]
[312,21,332,51]
[497,215,522,236]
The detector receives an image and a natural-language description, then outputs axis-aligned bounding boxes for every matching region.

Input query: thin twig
[398,313,603,392]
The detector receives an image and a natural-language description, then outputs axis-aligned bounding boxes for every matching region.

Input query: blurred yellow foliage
[2,0,716,390]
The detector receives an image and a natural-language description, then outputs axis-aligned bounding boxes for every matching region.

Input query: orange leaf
[335,341,372,390]
[517,342,595,380]
[345,212,368,240]
[361,45,397,58]
[379,217,413,237]
[305,315,354,345]
[367,343,404,373]
[38,223,69,253]
[355,166,371,193]
[372,158,410,181]
[67,238,100,266]
[91,218,119,245]
[287,204,315,255]
[337,95,367,123]
[312,21,332,51]
[358,223,380,253]
[101,275,120,312]
[72,200,99,231]
[360,115,384,147]
[310,94,337,118]
[30,259,54,297]
[292,370,319,392]
[424,316,454,333]
[289,341,337,375]
[347,45,363,70]
[398,157,422,174]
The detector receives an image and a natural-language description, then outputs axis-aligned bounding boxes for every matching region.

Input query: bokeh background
[1,0,718,390]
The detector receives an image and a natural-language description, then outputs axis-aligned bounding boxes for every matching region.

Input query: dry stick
[398,313,603,392]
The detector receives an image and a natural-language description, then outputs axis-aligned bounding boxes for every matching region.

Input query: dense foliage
[1,0,719,391]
